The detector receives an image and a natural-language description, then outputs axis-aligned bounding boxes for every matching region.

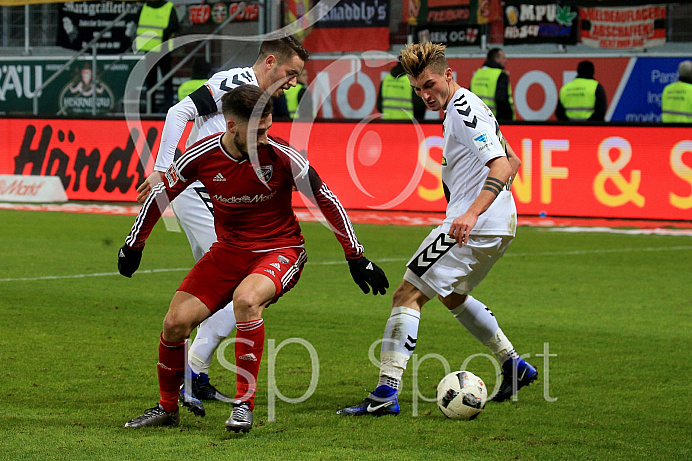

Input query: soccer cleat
[336,385,400,416]
[192,374,233,402]
[491,357,538,402]
[225,402,253,433]
[124,404,180,428]
[179,387,206,417]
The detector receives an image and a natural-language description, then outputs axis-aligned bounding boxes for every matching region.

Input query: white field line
[2,247,692,283]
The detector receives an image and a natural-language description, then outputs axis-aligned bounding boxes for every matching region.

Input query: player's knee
[162,310,195,341]
[391,281,427,310]
[232,290,265,317]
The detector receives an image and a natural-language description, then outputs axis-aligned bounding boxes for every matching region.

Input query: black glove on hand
[348,256,389,295]
[118,244,142,278]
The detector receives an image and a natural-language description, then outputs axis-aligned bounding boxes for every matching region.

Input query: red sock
[157,332,185,413]
[235,319,265,411]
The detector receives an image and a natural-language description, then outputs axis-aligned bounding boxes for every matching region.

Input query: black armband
[188,84,217,116]
[482,176,504,197]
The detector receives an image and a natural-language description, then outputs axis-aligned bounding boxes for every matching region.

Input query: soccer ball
[436,370,488,420]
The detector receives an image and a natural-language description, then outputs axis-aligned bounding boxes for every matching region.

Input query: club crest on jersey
[255,165,273,183]
[473,131,494,154]
[278,255,289,264]
[165,165,180,187]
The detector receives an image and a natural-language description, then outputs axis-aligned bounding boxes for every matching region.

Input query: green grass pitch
[0,209,690,460]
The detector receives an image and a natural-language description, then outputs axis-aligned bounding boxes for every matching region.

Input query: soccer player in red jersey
[119,85,388,432]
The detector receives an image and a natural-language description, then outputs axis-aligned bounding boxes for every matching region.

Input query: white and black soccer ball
[436,370,488,420]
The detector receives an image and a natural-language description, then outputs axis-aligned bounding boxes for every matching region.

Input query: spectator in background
[661,60,692,123]
[556,61,607,122]
[178,58,212,102]
[134,0,179,112]
[283,68,314,120]
[470,48,514,121]
[377,61,426,121]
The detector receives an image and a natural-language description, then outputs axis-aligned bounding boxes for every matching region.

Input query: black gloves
[118,244,142,278]
[348,256,389,295]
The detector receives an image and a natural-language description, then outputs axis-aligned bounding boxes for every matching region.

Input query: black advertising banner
[415,25,482,46]
[56,1,142,54]
[408,0,501,27]
[0,56,140,115]
[311,0,389,29]
[503,2,579,45]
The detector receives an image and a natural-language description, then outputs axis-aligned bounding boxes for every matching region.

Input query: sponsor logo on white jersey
[213,172,226,181]
[472,130,494,154]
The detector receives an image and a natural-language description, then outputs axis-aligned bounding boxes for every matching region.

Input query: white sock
[379,306,421,390]
[188,302,236,375]
[449,296,518,364]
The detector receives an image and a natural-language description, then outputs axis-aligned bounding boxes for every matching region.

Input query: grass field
[0,209,690,460]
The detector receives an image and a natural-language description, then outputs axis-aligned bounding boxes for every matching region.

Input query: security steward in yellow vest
[556,60,607,122]
[661,60,692,123]
[178,58,211,102]
[377,62,426,121]
[470,48,514,121]
[135,0,179,112]
[280,68,313,121]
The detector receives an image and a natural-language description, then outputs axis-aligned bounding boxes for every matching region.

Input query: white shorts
[170,182,216,261]
[403,228,513,299]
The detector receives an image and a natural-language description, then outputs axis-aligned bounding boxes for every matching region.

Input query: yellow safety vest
[178,79,206,101]
[661,81,692,123]
[559,78,599,120]
[470,66,514,119]
[381,73,414,120]
[284,83,304,119]
[135,2,174,53]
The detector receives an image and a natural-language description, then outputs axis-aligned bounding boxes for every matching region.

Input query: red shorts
[178,243,307,313]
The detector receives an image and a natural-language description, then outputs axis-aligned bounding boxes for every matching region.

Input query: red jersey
[127,132,364,258]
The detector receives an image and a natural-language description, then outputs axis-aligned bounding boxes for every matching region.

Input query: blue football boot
[492,357,538,402]
[336,385,400,416]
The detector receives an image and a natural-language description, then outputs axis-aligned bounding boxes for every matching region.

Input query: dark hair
[577,60,595,78]
[258,36,310,64]
[487,48,503,61]
[221,85,273,122]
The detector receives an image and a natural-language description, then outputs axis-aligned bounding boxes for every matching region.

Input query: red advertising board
[305,56,630,121]
[1,118,690,220]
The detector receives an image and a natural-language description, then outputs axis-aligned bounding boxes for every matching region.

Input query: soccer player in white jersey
[135,37,311,405]
[337,42,537,416]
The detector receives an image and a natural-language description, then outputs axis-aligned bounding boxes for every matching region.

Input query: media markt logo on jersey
[59,63,114,115]
[472,131,494,154]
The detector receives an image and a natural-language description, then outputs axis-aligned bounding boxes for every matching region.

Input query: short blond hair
[399,42,448,78]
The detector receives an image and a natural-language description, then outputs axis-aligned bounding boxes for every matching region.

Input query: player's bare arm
[505,142,521,180]
[448,156,513,246]
[136,171,165,203]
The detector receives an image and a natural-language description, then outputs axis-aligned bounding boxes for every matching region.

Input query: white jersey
[155,66,259,172]
[441,87,516,237]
